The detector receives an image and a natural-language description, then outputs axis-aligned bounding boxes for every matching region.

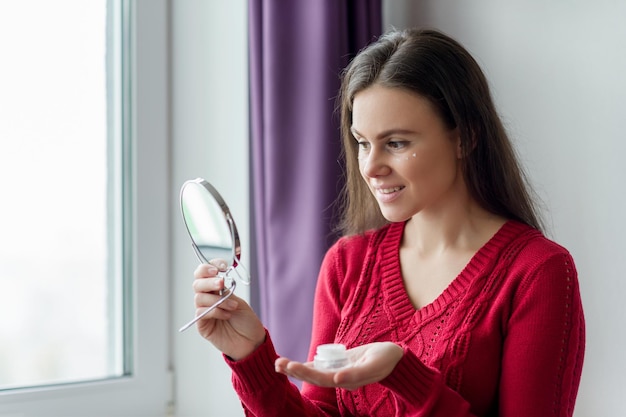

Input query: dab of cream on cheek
[395,153,418,162]
[313,344,350,371]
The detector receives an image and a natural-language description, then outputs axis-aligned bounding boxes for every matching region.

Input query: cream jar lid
[315,343,347,360]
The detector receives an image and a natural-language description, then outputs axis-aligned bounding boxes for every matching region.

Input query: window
[0,0,125,392]
[0,0,170,415]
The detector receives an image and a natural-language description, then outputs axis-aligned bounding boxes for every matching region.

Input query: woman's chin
[380,211,412,224]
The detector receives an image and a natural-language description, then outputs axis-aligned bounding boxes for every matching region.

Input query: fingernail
[226,300,238,309]
[207,265,218,273]
[218,261,227,270]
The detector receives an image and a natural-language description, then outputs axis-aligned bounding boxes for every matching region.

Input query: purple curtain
[248,0,382,363]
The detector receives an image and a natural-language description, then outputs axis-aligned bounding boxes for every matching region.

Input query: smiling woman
[187,27,584,417]
[351,85,463,225]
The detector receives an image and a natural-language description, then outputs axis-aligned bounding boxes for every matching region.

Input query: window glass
[0,0,125,390]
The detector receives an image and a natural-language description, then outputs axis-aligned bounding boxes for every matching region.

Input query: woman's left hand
[275,342,403,390]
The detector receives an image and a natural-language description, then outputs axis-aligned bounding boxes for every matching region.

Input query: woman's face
[351,84,463,223]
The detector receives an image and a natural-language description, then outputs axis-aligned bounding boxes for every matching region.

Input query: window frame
[0,0,171,415]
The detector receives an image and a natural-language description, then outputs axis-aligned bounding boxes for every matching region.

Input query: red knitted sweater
[227,220,585,416]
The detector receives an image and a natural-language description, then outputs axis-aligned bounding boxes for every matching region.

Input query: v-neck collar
[376,220,527,323]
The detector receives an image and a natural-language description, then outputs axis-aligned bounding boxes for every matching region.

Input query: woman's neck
[402,202,507,257]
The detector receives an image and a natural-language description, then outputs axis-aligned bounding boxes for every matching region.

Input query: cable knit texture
[226,221,585,416]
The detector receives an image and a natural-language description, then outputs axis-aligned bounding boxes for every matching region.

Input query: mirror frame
[179,177,241,267]
[178,178,249,332]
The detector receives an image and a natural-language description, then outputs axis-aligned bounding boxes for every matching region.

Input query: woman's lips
[374,185,405,203]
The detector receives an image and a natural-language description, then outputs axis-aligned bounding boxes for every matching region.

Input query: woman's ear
[453,128,463,159]
[456,129,476,159]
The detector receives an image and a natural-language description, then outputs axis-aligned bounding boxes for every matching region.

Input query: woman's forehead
[351,86,444,137]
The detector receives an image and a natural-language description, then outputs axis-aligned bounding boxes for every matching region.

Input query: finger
[276,360,337,387]
[194,263,219,278]
[332,361,394,390]
[274,357,290,372]
[194,296,239,319]
[194,292,238,309]
[276,354,373,390]
[193,276,225,293]
[332,367,375,389]
[195,306,232,321]
[208,258,229,271]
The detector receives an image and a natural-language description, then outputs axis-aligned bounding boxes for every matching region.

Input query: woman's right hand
[192,260,266,360]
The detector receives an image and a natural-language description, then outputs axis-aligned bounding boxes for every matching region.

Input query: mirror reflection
[178,178,249,332]
[181,179,234,263]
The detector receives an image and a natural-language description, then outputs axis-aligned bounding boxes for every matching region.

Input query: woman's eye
[357,141,370,150]
[387,141,407,150]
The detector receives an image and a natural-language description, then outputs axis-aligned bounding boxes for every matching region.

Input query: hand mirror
[178,178,250,332]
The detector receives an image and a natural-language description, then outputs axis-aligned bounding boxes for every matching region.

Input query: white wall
[383,1,626,416]
[170,1,249,416]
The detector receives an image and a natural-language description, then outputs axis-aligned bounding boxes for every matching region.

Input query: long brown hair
[336,28,544,235]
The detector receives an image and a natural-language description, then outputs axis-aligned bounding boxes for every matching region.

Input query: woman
[192,28,585,416]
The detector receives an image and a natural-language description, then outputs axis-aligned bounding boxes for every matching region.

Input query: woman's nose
[360,147,390,178]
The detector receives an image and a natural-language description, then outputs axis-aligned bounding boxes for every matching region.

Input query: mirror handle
[178,279,237,332]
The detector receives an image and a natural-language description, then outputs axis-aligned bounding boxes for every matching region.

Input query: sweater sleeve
[226,330,339,416]
[380,349,477,416]
[225,241,350,416]
[498,251,585,416]
[379,248,585,417]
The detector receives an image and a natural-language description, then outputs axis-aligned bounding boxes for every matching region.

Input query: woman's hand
[275,342,404,390]
[193,260,266,360]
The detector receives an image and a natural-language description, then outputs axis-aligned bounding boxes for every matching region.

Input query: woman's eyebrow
[350,127,362,138]
[350,126,416,140]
